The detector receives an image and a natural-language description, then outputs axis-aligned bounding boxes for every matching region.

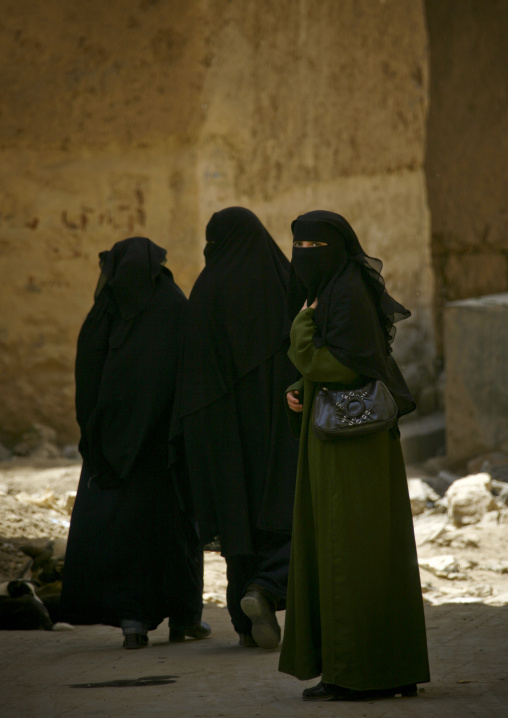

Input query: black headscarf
[76,236,187,487]
[179,206,291,417]
[93,236,170,348]
[287,210,415,417]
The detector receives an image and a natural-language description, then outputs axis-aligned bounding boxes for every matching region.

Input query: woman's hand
[300,299,318,312]
[287,390,303,413]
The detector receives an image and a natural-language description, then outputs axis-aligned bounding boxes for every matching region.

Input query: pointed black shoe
[123,633,148,649]
[169,622,212,642]
[302,681,418,701]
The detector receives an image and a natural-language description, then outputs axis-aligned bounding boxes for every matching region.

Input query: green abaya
[278,308,430,690]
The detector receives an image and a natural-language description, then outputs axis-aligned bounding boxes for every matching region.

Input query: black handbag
[312,379,398,440]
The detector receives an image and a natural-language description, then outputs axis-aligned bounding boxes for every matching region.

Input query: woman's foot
[302,682,344,701]
[123,633,148,649]
[121,619,148,649]
[302,681,418,701]
[169,622,212,642]
[240,585,281,649]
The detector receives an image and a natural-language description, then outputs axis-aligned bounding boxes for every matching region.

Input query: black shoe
[240,587,280,649]
[169,622,212,642]
[302,682,344,701]
[302,681,418,702]
[123,633,148,650]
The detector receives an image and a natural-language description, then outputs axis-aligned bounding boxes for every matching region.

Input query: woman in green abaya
[278,211,430,701]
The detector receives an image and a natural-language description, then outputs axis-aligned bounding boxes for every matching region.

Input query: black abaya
[178,208,299,636]
[62,237,203,630]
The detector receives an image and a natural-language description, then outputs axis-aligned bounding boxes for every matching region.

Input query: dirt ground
[0,601,507,718]
[1,459,508,717]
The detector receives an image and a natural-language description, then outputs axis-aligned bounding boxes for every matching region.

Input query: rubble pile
[411,452,508,606]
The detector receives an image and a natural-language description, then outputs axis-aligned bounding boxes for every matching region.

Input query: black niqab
[291,220,348,305]
[287,210,415,417]
[93,236,171,349]
[97,236,167,318]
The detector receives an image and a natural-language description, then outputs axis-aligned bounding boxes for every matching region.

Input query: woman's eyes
[293,241,326,247]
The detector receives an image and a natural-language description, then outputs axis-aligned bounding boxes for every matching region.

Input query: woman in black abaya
[62,237,209,649]
[178,207,299,649]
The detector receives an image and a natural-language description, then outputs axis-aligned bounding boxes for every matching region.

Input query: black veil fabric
[97,236,168,318]
[287,211,415,417]
[179,206,292,418]
[75,236,187,487]
[93,236,172,349]
[176,207,299,556]
[63,237,204,629]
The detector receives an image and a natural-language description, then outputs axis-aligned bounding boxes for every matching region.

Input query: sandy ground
[1,459,508,716]
[0,600,507,717]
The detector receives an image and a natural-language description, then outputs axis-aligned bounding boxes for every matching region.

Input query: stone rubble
[445,473,500,527]
[408,478,440,515]
[410,451,508,606]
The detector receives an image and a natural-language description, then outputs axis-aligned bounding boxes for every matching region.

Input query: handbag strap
[320,376,368,392]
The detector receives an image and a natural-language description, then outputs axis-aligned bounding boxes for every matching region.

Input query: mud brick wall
[0,0,434,444]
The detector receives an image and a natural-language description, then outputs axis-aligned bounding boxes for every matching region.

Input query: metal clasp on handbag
[333,388,372,425]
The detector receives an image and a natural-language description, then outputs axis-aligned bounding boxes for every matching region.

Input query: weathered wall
[444,295,508,462]
[425,0,508,356]
[0,0,209,444]
[0,0,434,445]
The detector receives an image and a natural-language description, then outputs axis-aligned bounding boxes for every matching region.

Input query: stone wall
[0,0,434,445]
[444,294,508,462]
[425,0,508,355]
